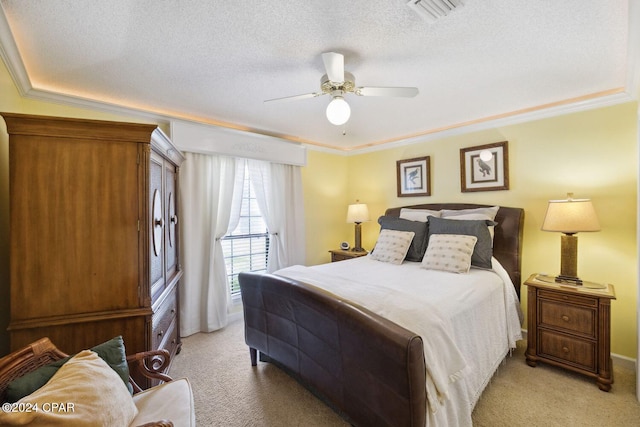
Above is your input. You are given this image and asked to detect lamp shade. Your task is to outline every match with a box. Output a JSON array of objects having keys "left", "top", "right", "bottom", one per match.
[
  {"left": 541, "top": 194, "right": 600, "bottom": 234},
  {"left": 346, "top": 203, "right": 370, "bottom": 224},
  {"left": 326, "top": 96, "right": 351, "bottom": 125}
]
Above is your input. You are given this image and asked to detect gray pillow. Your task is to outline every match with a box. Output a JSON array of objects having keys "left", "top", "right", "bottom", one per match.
[
  {"left": 377, "top": 216, "right": 428, "bottom": 262},
  {"left": 427, "top": 216, "right": 496, "bottom": 269}
]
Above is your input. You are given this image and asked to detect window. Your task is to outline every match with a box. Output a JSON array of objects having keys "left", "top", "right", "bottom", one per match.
[{"left": 221, "top": 169, "right": 269, "bottom": 299}]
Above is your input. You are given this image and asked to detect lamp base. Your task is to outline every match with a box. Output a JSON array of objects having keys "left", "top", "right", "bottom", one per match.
[
  {"left": 559, "top": 234, "right": 578, "bottom": 278},
  {"left": 352, "top": 222, "right": 365, "bottom": 252},
  {"left": 554, "top": 274, "right": 583, "bottom": 286}
]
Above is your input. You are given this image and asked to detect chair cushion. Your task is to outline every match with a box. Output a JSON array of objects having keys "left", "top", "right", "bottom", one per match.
[
  {"left": 130, "top": 377, "right": 195, "bottom": 427},
  {"left": 0, "top": 350, "right": 138, "bottom": 426}
]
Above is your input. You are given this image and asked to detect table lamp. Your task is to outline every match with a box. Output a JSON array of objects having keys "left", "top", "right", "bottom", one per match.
[
  {"left": 541, "top": 193, "right": 600, "bottom": 285},
  {"left": 346, "top": 200, "right": 370, "bottom": 252}
]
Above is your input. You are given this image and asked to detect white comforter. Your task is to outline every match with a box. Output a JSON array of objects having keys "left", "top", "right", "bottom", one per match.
[{"left": 276, "top": 256, "right": 522, "bottom": 427}]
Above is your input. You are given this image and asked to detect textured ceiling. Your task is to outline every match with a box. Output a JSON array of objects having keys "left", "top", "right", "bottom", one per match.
[{"left": 0, "top": 0, "right": 633, "bottom": 151}]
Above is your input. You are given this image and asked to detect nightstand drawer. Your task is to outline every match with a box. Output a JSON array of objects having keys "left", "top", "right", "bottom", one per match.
[
  {"left": 539, "top": 299, "right": 596, "bottom": 338},
  {"left": 329, "top": 249, "right": 368, "bottom": 262},
  {"left": 332, "top": 252, "right": 352, "bottom": 262},
  {"left": 538, "top": 329, "right": 596, "bottom": 372},
  {"left": 538, "top": 290, "right": 597, "bottom": 307}
]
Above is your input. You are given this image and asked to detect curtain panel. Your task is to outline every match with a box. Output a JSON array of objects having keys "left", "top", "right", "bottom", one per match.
[
  {"left": 179, "top": 153, "right": 238, "bottom": 336},
  {"left": 179, "top": 154, "right": 305, "bottom": 336},
  {"left": 248, "top": 160, "right": 306, "bottom": 272}
]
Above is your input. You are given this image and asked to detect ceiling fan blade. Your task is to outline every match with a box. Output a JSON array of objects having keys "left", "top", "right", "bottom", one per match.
[
  {"left": 355, "top": 86, "right": 419, "bottom": 97},
  {"left": 264, "top": 92, "right": 323, "bottom": 103},
  {"left": 322, "top": 52, "right": 344, "bottom": 83}
]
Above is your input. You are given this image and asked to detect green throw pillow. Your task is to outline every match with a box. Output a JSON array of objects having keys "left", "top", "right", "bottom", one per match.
[{"left": 5, "top": 336, "right": 133, "bottom": 402}]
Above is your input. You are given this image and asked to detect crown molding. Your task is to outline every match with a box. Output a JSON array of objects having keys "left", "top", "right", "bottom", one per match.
[
  {"left": 344, "top": 89, "right": 633, "bottom": 155},
  {"left": 0, "top": 4, "right": 31, "bottom": 96}
]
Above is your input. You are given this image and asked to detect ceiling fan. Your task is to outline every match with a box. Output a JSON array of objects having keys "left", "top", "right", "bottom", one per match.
[{"left": 264, "top": 52, "right": 419, "bottom": 126}]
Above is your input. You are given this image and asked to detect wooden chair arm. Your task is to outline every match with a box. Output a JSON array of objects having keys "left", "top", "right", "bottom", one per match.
[
  {"left": 126, "top": 349, "right": 173, "bottom": 393},
  {"left": 0, "top": 338, "right": 69, "bottom": 402},
  {"left": 135, "top": 421, "right": 173, "bottom": 427}
]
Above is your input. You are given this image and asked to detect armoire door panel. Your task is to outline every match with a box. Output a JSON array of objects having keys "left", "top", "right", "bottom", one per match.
[
  {"left": 165, "top": 162, "right": 178, "bottom": 282},
  {"left": 10, "top": 137, "right": 140, "bottom": 319},
  {"left": 149, "top": 152, "right": 164, "bottom": 301}
]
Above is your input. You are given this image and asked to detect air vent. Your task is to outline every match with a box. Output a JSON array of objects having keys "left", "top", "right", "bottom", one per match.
[{"left": 407, "top": 0, "right": 464, "bottom": 23}]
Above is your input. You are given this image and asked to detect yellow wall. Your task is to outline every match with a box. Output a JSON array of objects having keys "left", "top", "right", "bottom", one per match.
[
  {"left": 303, "top": 102, "right": 638, "bottom": 358},
  {"left": 301, "top": 150, "right": 350, "bottom": 265}
]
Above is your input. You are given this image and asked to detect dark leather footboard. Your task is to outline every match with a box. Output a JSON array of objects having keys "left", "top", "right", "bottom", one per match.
[{"left": 239, "top": 271, "right": 427, "bottom": 427}]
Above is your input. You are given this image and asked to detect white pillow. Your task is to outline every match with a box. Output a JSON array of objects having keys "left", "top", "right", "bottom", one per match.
[
  {"left": 399, "top": 208, "right": 441, "bottom": 222},
  {"left": 441, "top": 206, "right": 499, "bottom": 221},
  {"left": 370, "top": 229, "right": 415, "bottom": 264},
  {"left": 421, "top": 234, "right": 478, "bottom": 274},
  {"left": 0, "top": 350, "right": 138, "bottom": 426}
]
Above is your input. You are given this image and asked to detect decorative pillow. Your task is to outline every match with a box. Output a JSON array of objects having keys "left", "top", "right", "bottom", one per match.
[
  {"left": 442, "top": 213, "right": 497, "bottom": 242},
  {"left": 441, "top": 206, "right": 499, "bottom": 242},
  {"left": 441, "top": 206, "right": 499, "bottom": 220},
  {"left": 6, "top": 336, "right": 132, "bottom": 403},
  {"left": 427, "top": 216, "right": 496, "bottom": 269},
  {"left": 421, "top": 234, "right": 478, "bottom": 273},
  {"left": 399, "top": 208, "right": 441, "bottom": 222},
  {"left": 370, "top": 229, "right": 415, "bottom": 265},
  {"left": 0, "top": 350, "right": 138, "bottom": 426},
  {"left": 377, "top": 216, "right": 429, "bottom": 262}
]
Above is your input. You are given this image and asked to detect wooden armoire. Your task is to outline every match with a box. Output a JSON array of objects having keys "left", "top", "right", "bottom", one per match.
[{"left": 2, "top": 113, "right": 184, "bottom": 384}]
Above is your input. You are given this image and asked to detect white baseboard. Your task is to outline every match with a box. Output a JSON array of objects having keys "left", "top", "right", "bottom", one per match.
[
  {"left": 520, "top": 329, "right": 636, "bottom": 371},
  {"left": 612, "top": 353, "right": 637, "bottom": 371}
]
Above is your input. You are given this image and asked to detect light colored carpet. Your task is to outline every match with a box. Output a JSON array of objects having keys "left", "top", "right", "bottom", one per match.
[{"left": 170, "top": 319, "right": 640, "bottom": 426}]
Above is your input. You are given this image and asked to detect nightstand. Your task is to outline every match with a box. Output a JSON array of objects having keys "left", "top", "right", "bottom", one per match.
[
  {"left": 329, "top": 249, "right": 368, "bottom": 262},
  {"left": 524, "top": 273, "right": 616, "bottom": 391}
]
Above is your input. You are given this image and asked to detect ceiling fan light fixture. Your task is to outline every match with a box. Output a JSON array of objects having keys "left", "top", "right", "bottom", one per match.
[{"left": 326, "top": 96, "right": 351, "bottom": 125}]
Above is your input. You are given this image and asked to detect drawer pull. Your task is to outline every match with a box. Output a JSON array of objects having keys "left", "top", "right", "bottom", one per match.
[
  {"left": 562, "top": 346, "right": 570, "bottom": 353},
  {"left": 158, "top": 330, "right": 164, "bottom": 338},
  {"left": 561, "top": 315, "right": 570, "bottom": 322},
  {"left": 171, "top": 309, "right": 176, "bottom": 314}
]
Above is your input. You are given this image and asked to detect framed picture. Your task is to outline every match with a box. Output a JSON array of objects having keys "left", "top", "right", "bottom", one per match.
[
  {"left": 460, "top": 141, "right": 509, "bottom": 192},
  {"left": 397, "top": 156, "right": 431, "bottom": 197}
]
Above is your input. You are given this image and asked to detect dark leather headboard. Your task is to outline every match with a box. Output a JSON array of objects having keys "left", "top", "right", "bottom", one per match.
[{"left": 384, "top": 203, "right": 525, "bottom": 298}]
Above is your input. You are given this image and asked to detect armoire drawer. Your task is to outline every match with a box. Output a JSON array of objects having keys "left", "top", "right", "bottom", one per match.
[
  {"left": 152, "top": 290, "right": 177, "bottom": 349},
  {"left": 158, "top": 318, "right": 179, "bottom": 359},
  {"left": 538, "top": 329, "right": 597, "bottom": 372}
]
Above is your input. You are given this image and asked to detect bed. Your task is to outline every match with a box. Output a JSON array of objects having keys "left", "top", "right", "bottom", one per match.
[{"left": 239, "top": 203, "right": 524, "bottom": 426}]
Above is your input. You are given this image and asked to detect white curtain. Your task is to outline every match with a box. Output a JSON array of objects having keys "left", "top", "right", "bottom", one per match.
[
  {"left": 179, "top": 153, "right": 241, "bottom": 336},
  {"left": 247, "top": 159, "right": 306, "bottom": 272},
  {"left": 179, "top": 154, "right": 305, "bottom": 336}
]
